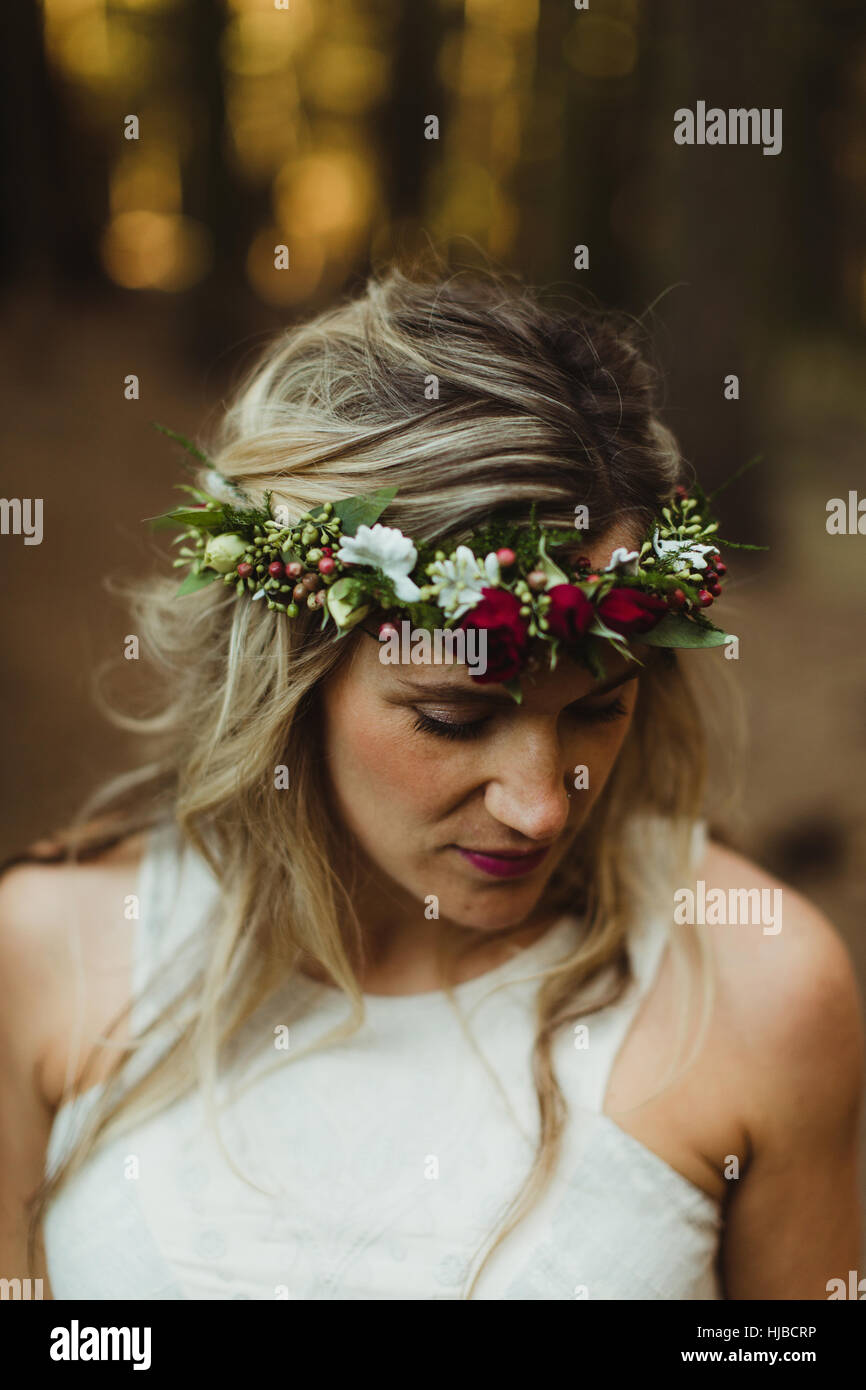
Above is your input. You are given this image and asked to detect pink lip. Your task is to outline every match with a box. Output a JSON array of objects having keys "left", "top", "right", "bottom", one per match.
[{"left": 454, "top": 846, "right": 551, "bottom": 879}]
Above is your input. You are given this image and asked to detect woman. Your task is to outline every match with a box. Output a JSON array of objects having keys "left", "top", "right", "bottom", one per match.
[{"left": 0, "top": 262, "right": 862, "bottom": 1301}]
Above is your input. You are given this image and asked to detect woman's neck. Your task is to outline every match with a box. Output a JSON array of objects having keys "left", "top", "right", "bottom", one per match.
[{"left": 299, "top": 870, "right": 561, "bottom": 996}]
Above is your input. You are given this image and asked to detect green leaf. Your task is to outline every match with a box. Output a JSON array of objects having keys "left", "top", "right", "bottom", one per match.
[
  {"left": 333, "top": 486, "right": 399, "bottom": 536},
  {"left": 503, "top": 676, "right": 523, "bottom": 704},
  {"left": 151, "top": 422, "right": 212, "bottom": 468},
  {"left": 639, "top": 613, "right": 733, "bottom": 647},
  {"left": 147, "top": 505, "right": 224, "bottom": 532},
  {"left": 706, "top": 453, "right": 763, "bottom": 503},
  {"left": 714, "top": 537, "right": 770, "bottom": 551},
  {"left": 175, "top": 483, "right": 222, "bottom": 506},
  {"left": 403, "top": 601, "right": 445, "bottom": 631},
  {"left": 536, "top": 533, "right": 569, "bottom": 588},
  {"left": 175, "top": 569, "right": 221, "bottom": 596},
  {"left": 588, "top": 615, "right": 633, "bottom": 657},
  {"left": 583, "top": 638, "right": 607, "bottom": 682}
]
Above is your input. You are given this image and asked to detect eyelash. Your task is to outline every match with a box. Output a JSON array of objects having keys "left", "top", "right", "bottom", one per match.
[{"left": 411, "top": 697, "right": 628, "bottom": 742}]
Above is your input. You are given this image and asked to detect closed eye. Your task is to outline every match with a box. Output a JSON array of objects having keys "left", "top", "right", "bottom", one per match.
[
  {"left": 411, "top": 711, "right": 489, "bottom": 741},
  {"left": 411, "top": 696, "right": 628, "bottom": 741},
  {"left": 567, "top": 695, "right": 628, "bottom": 725}
]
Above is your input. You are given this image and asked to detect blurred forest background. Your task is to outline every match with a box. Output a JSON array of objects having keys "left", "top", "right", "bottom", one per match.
[{"left": 0, "top": 0, "right": 864, "bottom": 991}]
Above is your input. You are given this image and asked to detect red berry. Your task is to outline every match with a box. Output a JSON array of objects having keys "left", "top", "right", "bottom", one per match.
[
  {"left": 585, "top": 573, "right": 600, "bottom": 582},
  {"left": 697, "top": 589, "right": 714, "bottom": 607},
  {"left": 668, "top": 588, "right": 687, "bottom": 610},
  {"left": 292, "top": 582, "right": 307, "bottom": 601},
  {"left": 268, "top": 560, "right": 284, "bottom": 579},
  {"left": 321, "top": 546, "right": 333, "bottom": 557},
  {"left": 237, "top": 562, "right": 253, "bottom": 579},
  {"left": 496, "top": 547, "right": 516, "bottom": 567},
  {"left": 704, "top": 569, "right": 718, "bottom": 583},
  {"left": 708, "top": 580, "right": 722, "bottom": 597},
  {"left": 675, "top": 484, "right": 689, "bottom": 499},
  {"left": 378, "top": 622, "right": 399, "bottom": 640},
  {"left": 574, "top": 555, "right": 591, "bottom": 569},
  {"left": 301, "top": 573, "right": 319, "bottom": 591},
  {"left": 318, "top": 557, "right": 335, "bottom": 574},
  {"left": 715, "top": 560, "right": 727, "bottom": 577},
  {"left": 286, "top": 561, "right": 303, "bottom": 579}
]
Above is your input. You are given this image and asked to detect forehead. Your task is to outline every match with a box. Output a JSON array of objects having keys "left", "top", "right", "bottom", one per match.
[{"left": 350, "top": 628, "right": 637, "bottom": 708}]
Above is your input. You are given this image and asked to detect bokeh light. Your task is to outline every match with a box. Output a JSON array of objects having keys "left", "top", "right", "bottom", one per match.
[
  {"left": 100, "top": 211, "right": 213, "bottom": 290},
  {"left": 564, "top": 15, "right": 638, "bottom": 80}
]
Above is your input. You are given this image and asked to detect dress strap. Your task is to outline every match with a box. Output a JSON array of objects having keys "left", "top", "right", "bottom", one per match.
[
  {"left": 46, "top": 821, "right": 192, "bottom": 1172},
  {"left": 569, "top": 816, "right": 708, "bottom": 1114},
  {"left": 121, "top": 818, "right": 225, "bottom": 1094},
  {"left": 131, "top": 820, "right": 185, "bottom": 1035}
]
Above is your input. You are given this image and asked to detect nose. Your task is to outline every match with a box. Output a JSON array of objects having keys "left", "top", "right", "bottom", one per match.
[{"left": 482, "top": 720, "right": 572, "bottom": 843}]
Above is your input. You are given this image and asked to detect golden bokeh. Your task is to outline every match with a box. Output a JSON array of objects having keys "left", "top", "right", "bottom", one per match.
[
  {"left": 226, "top": 78, "right": 301, "bottom": 183},
  {"left": 438, "top": 27, "right": 517, "bottom": 98},
  {"left": 109, "top": 145, "right": 182, "bottom": 215},
  {"left": 100, "top": 210, "right": 213, "bottom": 290},
  {"left": 273, "top": 150, "right": 376, "bottom": 241},
  {"left": 489, "top": 95, "right": 523, "bottom": 172},
  {"left": 464, "top": 0, "right": 540, "bottom": 37},
  {"left": 222, "top": 11, "right": 300, "bottom": 77},
  {"left": 303, "top": 43, "right": 390, "bottom": 115},
  {"left": 428, "top": 158, "right": 516, "bottom": 253},
  {"left": 245, "top": 224, "right": 326, "bottom": 305},
  {"left": 564, "top": 15, "right": 638, "bottom": 80},
  {"left": 43, "top": 3, "right": 153, "bottom": 85}
]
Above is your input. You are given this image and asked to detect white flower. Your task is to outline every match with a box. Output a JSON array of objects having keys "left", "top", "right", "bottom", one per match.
[
  {"left": 603, "top": 546, "right": 640, "bottom": 575},
  {"left": 651, "top": 528, "right": 719, "bottom": 573},
  {"left": 335, "top": 523, "right": 421, "bottom": 602},
  {"left": 425, "top": 546, "right": 501, "bottom": 620},
  {"left": 202, "top": 532, "right": 248, "bottom": 573}
]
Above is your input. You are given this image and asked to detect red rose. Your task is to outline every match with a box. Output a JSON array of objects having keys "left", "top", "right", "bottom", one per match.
[
  {"left": 597, "top": 586, "right": 667, "bottom": 635},
  {"left": 458, "top": 587, "right": 529, "bottom": 684},
  {"left": 545, "top": 584, "right": 595, "bottom": 642}
]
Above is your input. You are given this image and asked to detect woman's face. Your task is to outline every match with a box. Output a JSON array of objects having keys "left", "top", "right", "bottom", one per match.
[{"left": 321, "top": 534, "right": 643, "bottom": 935}]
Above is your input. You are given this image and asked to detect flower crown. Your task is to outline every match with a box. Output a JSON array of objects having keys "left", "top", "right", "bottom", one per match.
[{"left": 149, "top": 424, "right": 760, "bottom": 702}]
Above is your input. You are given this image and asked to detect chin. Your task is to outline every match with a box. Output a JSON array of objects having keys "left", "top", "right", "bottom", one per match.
[{"left": 433, "top": 881, "right": 547, "bottom": 933}]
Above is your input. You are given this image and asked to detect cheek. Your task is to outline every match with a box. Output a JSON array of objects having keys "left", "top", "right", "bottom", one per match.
[
  {"left": 575, "top": 710, "right": 636, "bottom": 809},
  {"left": 323, "top": 689, "right": 457, "bottom": 829}
]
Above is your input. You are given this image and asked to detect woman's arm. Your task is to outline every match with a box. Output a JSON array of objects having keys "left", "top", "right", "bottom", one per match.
[
  {"left": 717, "top": 870, "right": 864, "bottom": 1299},
  {"left": 0, "top": 841, "right": 142, "bottom": 1295},
  {"left": 0, "top": 864, "right": 73, "bottom": 1293}
]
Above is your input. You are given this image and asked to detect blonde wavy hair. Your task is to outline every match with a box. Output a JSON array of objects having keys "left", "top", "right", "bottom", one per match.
[{"left": 24, "top": 256, "right": 731, "bottom": 1298}]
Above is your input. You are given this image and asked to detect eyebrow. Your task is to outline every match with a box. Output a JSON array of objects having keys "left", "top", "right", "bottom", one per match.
[{"left": 388, "top": 667, "right": 642, "bottom": 705}]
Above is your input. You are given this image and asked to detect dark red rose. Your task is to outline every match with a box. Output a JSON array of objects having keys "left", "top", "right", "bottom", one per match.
[
  {"left": 458, "top": 587, "right": 529, "bottom": 684},
  {"left": 597, "top": 586, "right": 667, "bottom": 635},
  {"left": 545, "top": 584, "right": 595, "bottom": 642}
]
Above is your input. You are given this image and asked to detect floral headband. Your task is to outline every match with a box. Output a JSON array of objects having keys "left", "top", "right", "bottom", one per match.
[{"left": 149, "top": 424, "right": 760, "bottom": 701}]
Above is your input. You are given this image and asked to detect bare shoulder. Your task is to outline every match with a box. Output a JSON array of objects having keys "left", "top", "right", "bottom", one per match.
[
  {"left": 697, "top": 839, "right": 864, "bottom": 1128},
  {"left": 0, "top": 832, "right": 149, "bottom": 1106}
]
